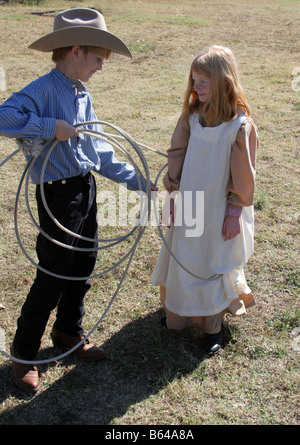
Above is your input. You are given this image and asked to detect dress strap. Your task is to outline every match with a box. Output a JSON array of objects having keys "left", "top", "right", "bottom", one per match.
[{"left": 228, "top": 113, "right": 249, "bottom": 145}]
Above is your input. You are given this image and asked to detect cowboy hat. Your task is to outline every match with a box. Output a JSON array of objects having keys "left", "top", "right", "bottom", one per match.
[{"left": 28, "top": 8, "right": 132, "bottom": 58}]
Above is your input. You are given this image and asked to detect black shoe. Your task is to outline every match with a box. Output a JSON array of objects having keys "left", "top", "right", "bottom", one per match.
[
  {"left": 204, "top": 332, "right": 222, "bottom": 354},
  {"left": 160, "top": 316, "right": 167, "bottom": 327}
]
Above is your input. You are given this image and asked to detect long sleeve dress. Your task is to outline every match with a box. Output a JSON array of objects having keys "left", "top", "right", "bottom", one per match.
[{"left": 151, "top": 111, "right": 259, "bottom": 333}]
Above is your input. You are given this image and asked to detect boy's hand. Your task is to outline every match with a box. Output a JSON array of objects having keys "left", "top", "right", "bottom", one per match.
[
  {"left": 222, "top": 215, "right": 241, "bottom": 241},
  {"left": 55, "top": 119, "right": 78, "bottom": 141}
]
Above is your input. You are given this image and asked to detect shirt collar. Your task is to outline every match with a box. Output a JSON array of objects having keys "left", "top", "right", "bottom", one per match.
[{"left": 51, "top": 68, "right": 87, "bottom": 94}]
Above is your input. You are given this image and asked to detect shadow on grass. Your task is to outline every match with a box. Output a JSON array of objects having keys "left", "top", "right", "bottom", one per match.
[{"left": 0, "top": 310, "right": 231, "bottom": 425}]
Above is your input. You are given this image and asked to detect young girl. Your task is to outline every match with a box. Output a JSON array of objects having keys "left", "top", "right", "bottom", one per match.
[{"left": 151, "top": 45, "right": 258, "bottom": 353}]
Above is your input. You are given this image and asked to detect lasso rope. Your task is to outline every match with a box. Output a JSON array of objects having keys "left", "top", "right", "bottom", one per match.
[
  {"left": 0, "top": 121, "right": 154, "bottom": 365},
  {"left": 0, "top": 120, "right": 220, "bottom": 366}
]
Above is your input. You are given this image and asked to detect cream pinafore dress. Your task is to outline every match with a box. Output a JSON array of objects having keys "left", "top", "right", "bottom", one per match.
[{"left": 151, "top": 112, "right": 254, "bottom": 328}]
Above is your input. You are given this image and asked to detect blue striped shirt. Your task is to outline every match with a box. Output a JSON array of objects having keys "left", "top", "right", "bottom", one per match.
[{"left": 0, "top": 68, "right": 143, "bottom": 189}]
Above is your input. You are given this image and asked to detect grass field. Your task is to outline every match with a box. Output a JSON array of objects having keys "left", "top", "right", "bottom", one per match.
[{"left": 0, "top": 0, "right": 299, "bottom": 425}]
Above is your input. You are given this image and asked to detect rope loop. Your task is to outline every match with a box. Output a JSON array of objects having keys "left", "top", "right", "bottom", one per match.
[
  {"left": 0, "top": 120, "right": 220, "bottom": 366},
  {"left": 0, "top": 121, "right": 153, "bottom": 365}
]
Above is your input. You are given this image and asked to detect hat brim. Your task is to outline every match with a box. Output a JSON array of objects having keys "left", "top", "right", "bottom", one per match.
[{"left": 28, "top": 27, "right": 132, "bottom": 58}]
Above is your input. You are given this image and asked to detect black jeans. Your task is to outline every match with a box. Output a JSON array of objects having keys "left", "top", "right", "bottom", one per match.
[{"left": 13, "top": 173, "right": 98, "bottom": 359}]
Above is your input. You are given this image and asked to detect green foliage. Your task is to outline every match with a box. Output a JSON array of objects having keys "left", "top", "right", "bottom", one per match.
[{"left": 267, "top": 308, "right": 300, "bottom": 332}]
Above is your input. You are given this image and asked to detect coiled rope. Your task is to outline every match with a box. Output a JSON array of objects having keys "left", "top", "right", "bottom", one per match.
[
  {"left": 0, "top": 120, "right": 220, "bottom": 366},
  {"left": 0, "top": 121, "right": 165, "bottom": 365}
]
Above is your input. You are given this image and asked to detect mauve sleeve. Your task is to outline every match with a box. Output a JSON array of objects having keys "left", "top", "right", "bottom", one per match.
[
  {"left": 163, "top": 114, "right": 190, "bottom": 192},
  {"left": 227, "top": 119, "right": 258, "bottom": 207}
]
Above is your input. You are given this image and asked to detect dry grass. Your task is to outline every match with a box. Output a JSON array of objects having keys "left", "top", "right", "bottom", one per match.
[{"left": 0, "top": 0, "right": 299, "bottom": 425}]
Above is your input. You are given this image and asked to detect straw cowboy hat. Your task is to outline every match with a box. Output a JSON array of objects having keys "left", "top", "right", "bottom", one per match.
[{"left": 29, "top": 8, "right": 132, "bottom": 58}]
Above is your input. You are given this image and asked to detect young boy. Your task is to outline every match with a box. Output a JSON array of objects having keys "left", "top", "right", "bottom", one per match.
[{"left": 0, "top": 8, "right": 153, "bottom": 392}]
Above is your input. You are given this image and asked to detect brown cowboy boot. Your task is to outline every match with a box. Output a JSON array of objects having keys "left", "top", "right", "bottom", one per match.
[
  {"left": 50, "top": 326, "right": 105, "bottom": 361},
  {"left": 10, "top": 345, "right": 39, "bottom": 393}
]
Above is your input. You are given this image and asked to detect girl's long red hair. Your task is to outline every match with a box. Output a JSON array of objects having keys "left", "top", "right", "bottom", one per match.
[{"left": 182, "top": 45, "right": 251, "bottom": 124}]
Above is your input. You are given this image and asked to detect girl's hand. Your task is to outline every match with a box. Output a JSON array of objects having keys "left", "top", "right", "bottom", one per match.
[
  {"left": 55, "top": 120, "right": 78, "bottom": 141},
  {"left": 222, "top": 215, "right": 241, "bottom": 241}
]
